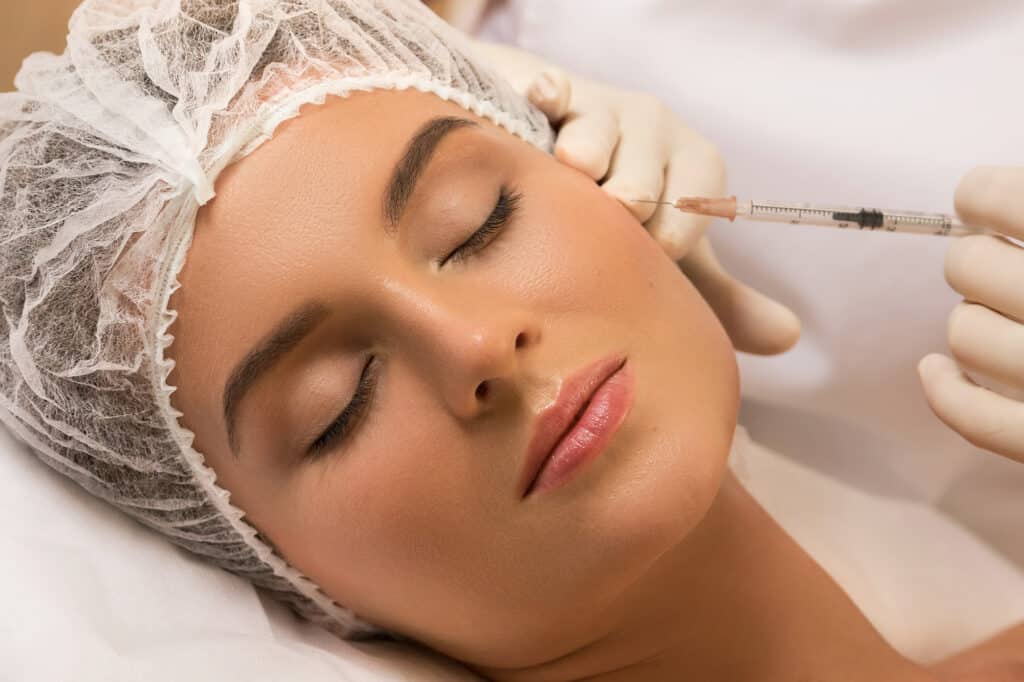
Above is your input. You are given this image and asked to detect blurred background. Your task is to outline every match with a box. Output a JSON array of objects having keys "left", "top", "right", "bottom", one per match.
[{"left": 1, "top": 1, "right": 81, "bottom": 90}]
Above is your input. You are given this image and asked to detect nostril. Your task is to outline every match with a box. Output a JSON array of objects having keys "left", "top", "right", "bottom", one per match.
[
  {"left": 475, "top": 381, "right": 489, "bottom": 400},
  {"left": 514, "top": 332, "right": 527, "bottom": 349}
]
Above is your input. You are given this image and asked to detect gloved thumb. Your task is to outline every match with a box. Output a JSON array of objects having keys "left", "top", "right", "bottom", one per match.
[
  {"left": 526, "top": 68, "right": 572, "bottom": 124},
  {"left": 679, "top": 238, "right": 801, "bottom": 355}
]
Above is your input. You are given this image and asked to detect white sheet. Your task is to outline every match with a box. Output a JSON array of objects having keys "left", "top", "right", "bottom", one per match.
[
  {"left": 479, "top": 0, "right": 1024, "bottom": 567},
  {"left": 0, "top": 426, "right": 478, "bottom": 682},
  {"left": 4, "top": 423, "right": 1022, "bottom": 679}
]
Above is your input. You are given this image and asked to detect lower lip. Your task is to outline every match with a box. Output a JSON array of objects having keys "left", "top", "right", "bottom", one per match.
[{"left": 528, "top": 360, "right": 635, "bottom": 497}]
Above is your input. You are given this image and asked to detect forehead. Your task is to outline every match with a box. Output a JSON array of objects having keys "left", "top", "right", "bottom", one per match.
[
  {"left": 188, "top": 90, "right": 467, "bottom": 279},
  {"left": 202, "top": 88, "right": 513, "bottom": 241},
  {"left": 212, "top": 89, "right": 461, "bottom": 217}
]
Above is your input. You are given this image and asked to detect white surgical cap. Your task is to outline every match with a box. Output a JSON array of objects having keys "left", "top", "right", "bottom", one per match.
[{"left": 0, "top": 0, "right": 553, "bottom": 638}]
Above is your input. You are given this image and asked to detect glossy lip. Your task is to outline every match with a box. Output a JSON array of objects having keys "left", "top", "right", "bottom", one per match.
[{"left": 519, "top": 353, "right": 630, "bottom": 499}]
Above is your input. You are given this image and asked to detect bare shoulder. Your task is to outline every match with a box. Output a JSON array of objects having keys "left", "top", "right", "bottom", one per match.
[{"left": 930, "top": 623, "right": 1024, "bottom": 682}]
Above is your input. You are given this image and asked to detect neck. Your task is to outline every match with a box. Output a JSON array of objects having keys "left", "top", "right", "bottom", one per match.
[{"left": 482, "top": 472, "right": 937, "bottom": 682}]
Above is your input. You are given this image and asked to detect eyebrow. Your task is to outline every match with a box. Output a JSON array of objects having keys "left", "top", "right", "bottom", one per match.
[
  {"left": 383, "top": 115, "right": 478, "bottom": 228},
  {"left": 223, "top": 300, "right": 329, "bottom": 456}
]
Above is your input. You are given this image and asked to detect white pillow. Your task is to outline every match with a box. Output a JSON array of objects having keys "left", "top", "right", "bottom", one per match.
[{"left": 0, "top": 425, "right": 480, "bottom": 682}]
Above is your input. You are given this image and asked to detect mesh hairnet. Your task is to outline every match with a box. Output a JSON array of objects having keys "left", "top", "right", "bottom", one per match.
[{"left": 0, "top": 0, "right": 553, "bottom": 639}]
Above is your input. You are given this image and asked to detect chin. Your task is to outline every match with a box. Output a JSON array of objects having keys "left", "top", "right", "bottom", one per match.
[{"left": 568, "top": 403, "right": 736, "bottom": 599}]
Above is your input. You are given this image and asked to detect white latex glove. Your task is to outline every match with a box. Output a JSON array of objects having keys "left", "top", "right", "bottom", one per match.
[
  {"left": 918, "top": 166, "right": 1024, "bottom": 463},
  {"left": 471, "top": 41, "right": 800, "bottom": 355}
]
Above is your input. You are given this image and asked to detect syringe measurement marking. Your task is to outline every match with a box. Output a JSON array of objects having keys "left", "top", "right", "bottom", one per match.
[
  {"left": 888, "top": 212, "right": 953, "bottom": 236},
  {"left": 752, "top": 203, "right": 954, "bottom": 233},
  {"left": 751, "top": 202, "right": 838, "bottom": 226}
]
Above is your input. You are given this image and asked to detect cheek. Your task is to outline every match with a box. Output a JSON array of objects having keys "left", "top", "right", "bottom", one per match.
[
  {"left": 530, "top": 165, "right": 702, "bottom": 331},
  {"left": 522, "top": 172, "right": 658, "bottom": 308},
  {"left": 523, "top": 156, "right": 738, "bottom": 447},
  {"left": 280, "top": 378, "right": 500, "bottom": 628},
  {"left": 532, "top": 160, "right": 740, "bottom": 546}
]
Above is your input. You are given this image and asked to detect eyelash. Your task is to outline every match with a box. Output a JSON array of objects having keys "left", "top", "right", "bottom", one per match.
[
  {"left": 441, "top": 185, "right": 522, "bottom": 267},
  {"left": 308, "top": 356, "right": 379, "bottom": 459},
  {"left": 306, "top": 187, "right": 522, "bottom": 459}
]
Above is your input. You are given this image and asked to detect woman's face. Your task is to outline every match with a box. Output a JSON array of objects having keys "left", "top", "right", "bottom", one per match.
[{"left": 167, "top": 88, "right": 739, "bottom": 668}]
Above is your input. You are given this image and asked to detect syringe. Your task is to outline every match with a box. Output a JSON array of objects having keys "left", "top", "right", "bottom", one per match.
[{"left": 640, "top": 196, "right": 985, "bottom": 237}]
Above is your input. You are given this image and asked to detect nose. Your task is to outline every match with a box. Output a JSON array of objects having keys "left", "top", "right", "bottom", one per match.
[
  {"left": 434, "top": 313, "right": 540, "bottom": 420},
  {"left": 458, "top": 325, "right": 536, "bottom": 415},
  {"left": 388, "top": 283, "right": 540, "bottom": 419}
]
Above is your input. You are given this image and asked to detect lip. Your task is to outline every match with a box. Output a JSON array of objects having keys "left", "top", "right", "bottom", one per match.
[{"left": 519, "top": 354, "right": 633, "bottom": 498}]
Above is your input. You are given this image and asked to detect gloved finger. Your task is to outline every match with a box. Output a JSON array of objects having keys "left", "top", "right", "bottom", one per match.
[
  {"left": 526, "top": 68, "right": 573, "bottom": 125},
  {"left": 948, "top": 302, "right": 1024, "bottom": 389},
  {"left": 553, "top": 105, "right": 620, "bottom": 181},
  {"left": 600, "top": 124, "right": 669, "bottom": 223},
  {"left": 918, "top": 353, "right": 1024, "bottom": 463},
  {"left": 945, "top": 234, "right": 1024, "bottom": 322},
  {"left": 645, "top": 144, "right": 726, "bottom": 260},
  {"left": 679, "top": 238, "right": 801, "bottom": 356},
  {"left": 954, "top": 166, "right": 1024, "bottom": 238}
]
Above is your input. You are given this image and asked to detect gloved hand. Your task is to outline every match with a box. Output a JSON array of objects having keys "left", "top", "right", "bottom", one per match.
[
  {"left": 472, "top": 40, "right": 800, "bottom": 355},
  {"left": 918, "top": 166, "right": 1024, "bottom": 463}
]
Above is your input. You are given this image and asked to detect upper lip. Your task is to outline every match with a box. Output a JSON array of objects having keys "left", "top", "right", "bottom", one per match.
[{"left": 519, "top": 353, "right": 628, "bottom": 498}]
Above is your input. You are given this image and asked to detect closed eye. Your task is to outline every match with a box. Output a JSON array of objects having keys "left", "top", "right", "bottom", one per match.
[
  {"left": 441, "top": 186, "right": 522, "bottom": 267},
  {"left": 307, "top": 355, "right": 379, "bottom": 460}
]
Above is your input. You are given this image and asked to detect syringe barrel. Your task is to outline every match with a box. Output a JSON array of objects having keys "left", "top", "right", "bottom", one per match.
[{"left": 743, "top": 200, "right": 965, "bottom": 236}]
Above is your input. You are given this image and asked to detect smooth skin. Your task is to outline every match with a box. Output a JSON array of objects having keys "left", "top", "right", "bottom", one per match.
[{"left": 165, "top": 87, "right": 981, "bottom": 681}]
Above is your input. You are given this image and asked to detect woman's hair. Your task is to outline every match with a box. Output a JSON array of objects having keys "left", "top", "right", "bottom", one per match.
[{"left": 0, "top": 0, "right": 552, "bottom": 638}]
